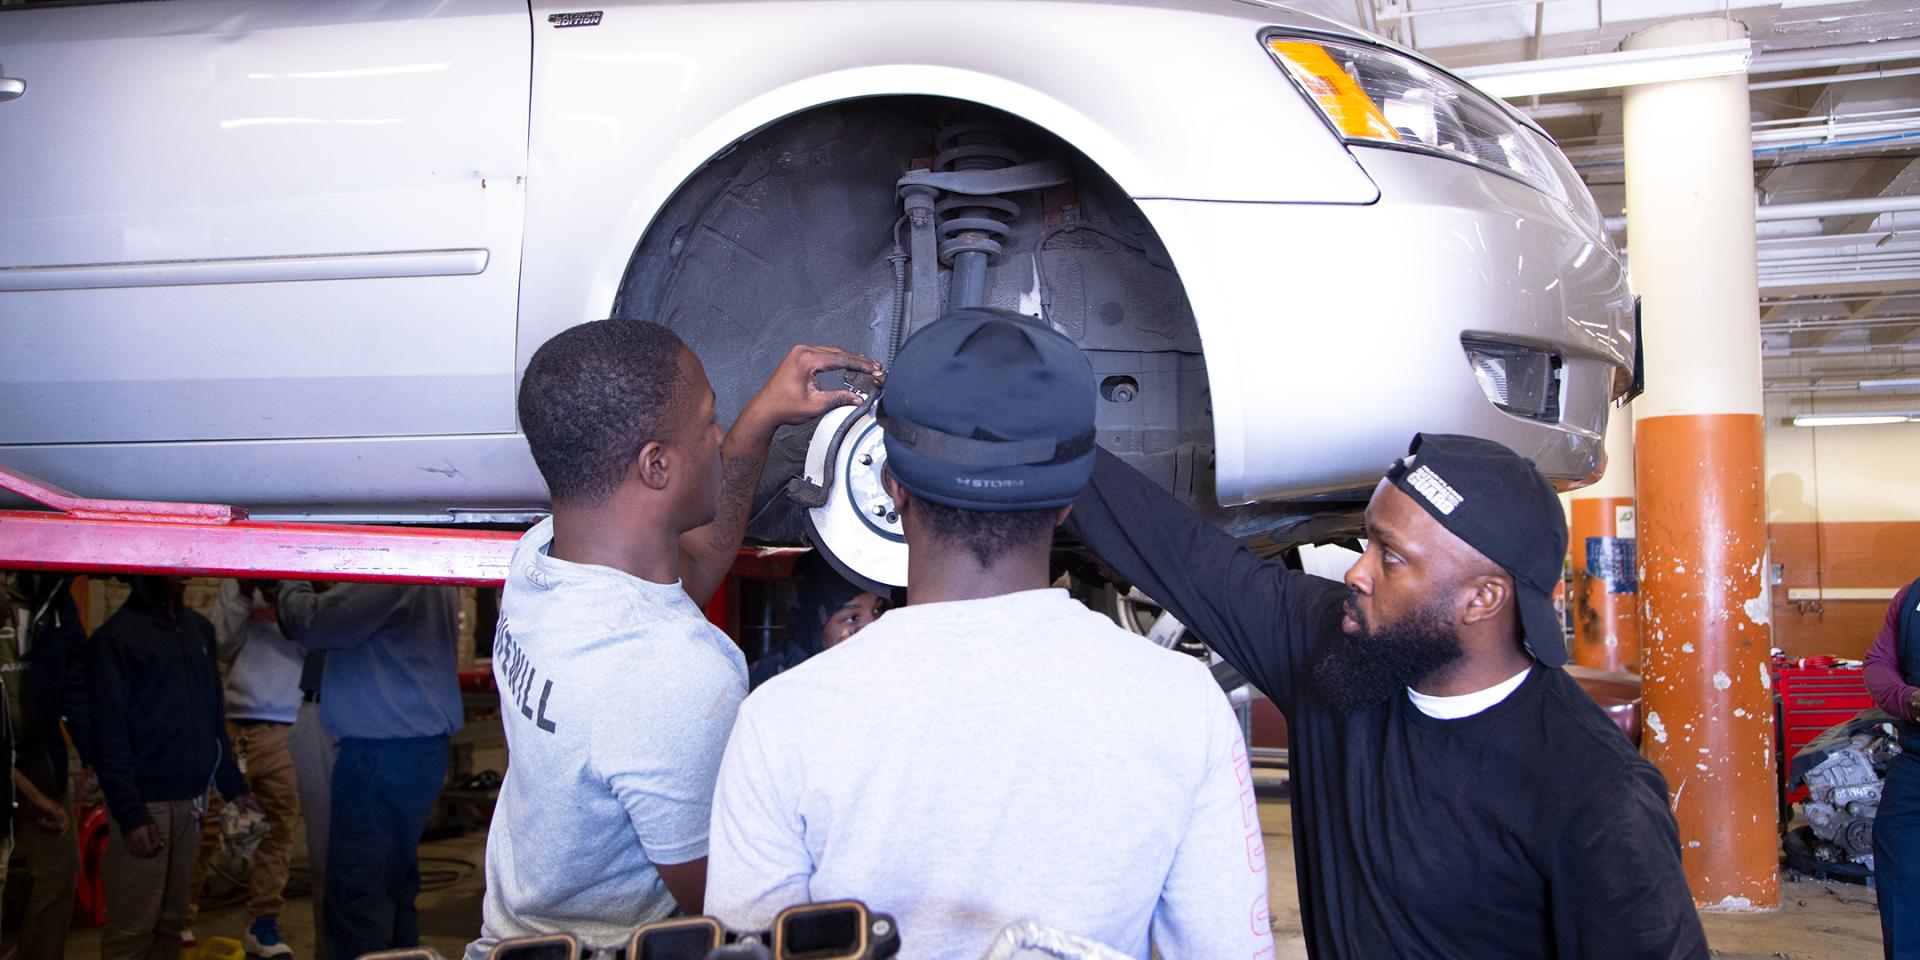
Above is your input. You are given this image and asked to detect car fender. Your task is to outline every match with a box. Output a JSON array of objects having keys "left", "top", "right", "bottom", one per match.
[{"left": 516, "top": 0, "right": 1381, "bottom": 370}]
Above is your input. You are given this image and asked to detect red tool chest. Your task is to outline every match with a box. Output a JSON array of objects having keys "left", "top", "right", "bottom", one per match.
[{"left": 1777, "top": 663, "right": 1876, "bottom": 801}]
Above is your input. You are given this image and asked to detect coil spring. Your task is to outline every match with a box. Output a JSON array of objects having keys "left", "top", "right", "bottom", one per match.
[{"left": 933, "top": 120, "right": 1022, "bottom": 264}]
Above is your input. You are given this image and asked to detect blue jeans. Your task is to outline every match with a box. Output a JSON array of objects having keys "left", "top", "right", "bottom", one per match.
[
  {"left": 325, "top": 735, "right": 448, "bottom": 960},
  {"left": 1878, "top": 750, "right": 1920, "bottom": 959}
]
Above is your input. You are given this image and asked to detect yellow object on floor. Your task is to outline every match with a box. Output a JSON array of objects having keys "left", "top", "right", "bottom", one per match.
[{"left": 192, "top": 936, "right": 245, "bottom": 960}]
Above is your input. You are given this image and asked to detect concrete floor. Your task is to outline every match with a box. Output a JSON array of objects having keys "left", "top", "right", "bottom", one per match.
[{"left": 65, "top": 794, "right": 1886, "bottom": 959}]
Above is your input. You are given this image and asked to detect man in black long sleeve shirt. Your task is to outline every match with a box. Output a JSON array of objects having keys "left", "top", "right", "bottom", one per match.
[
  {"left": 88, "top": 576, "right": 257, "bottom": 960},
  {"left": 1, "top": 573, "right": 93, "bottom": 960},
  {"left": 1068, "top": 435, "right": 1707, "bottom": 959}
]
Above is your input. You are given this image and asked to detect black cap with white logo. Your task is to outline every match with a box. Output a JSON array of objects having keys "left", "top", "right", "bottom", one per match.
[{"left": 1385, "top": 433, "right": 1568, "bottom": 667}]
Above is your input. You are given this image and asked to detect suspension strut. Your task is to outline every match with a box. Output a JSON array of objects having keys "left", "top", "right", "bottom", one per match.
[
  {"left": 931, "top": 120, "right": 1023, "bottom": 310},
  {"left": 892, "top": 119, "right": 1070, "bottom": 354}
]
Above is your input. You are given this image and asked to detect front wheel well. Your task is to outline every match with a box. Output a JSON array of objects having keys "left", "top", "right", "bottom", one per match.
[{"left": 610, "top": 96, "right": 1330, "bottom": 547}]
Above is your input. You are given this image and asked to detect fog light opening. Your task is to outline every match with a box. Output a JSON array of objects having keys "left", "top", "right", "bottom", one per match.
[{"left": 1462, "top": 339, "right": 1563, "bottom": 422}]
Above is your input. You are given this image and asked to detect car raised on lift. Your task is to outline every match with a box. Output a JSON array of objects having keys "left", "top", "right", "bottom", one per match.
[{"left": 0, "top": 0, "right": 1633, "bottom": 579}]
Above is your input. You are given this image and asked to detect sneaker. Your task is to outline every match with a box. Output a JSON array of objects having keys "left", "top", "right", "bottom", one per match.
[{"left": 244, "top": 916, "right": 295, "bottom": 960}]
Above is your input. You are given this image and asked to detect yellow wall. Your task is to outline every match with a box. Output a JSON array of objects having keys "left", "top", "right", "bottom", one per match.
[
  {"left": 1763, "top": 396, "right": 1920, "bottom": 657},
  {"left": 1765, "top": 415, "right": 1920, "bottom": 524}
]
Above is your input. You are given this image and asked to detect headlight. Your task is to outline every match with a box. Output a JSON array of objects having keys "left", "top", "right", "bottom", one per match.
[{"left": 1266, "top": 35, "right": 1570, "bottom": 205}]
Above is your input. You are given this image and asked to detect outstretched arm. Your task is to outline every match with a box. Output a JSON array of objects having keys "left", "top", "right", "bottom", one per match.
[
  {"left": 680, "top": 344, "right": 881, "bottom": 605},
  {"left": 276, "top": 581, "right": 401, "bottom": 651},
  {"left": 1067, "top": 448, "right": 1342, "bottom": 708}
]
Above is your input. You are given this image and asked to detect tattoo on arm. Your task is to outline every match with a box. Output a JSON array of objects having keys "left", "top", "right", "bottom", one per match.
[{"left": 707, "top": 449, "right": 768, "bottom": 555}]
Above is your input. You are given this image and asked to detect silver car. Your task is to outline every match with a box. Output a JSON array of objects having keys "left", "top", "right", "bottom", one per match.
[{"left": 0, "top": 0, "right": 1633, "bottom": 562}]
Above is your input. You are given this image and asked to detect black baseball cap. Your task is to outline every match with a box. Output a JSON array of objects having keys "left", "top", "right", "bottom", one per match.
[
  {"left": 879, "top": 308, "right": 1096, "bottom": 510},
  {"left": 1385, "top": 433, "right": 1568, "bottom": 667}
]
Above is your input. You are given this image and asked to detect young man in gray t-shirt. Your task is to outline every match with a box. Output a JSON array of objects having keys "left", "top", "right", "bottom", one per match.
[
  {"left": 707, "top": 309, "right": 1273, "bottom": 958},
  {"left": 466, "top": 321, "right": 877, "bottom": 958}
]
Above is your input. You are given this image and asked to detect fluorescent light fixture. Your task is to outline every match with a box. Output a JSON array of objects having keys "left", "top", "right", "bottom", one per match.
[
  {"left": 1859, "top": 377, "right": 1920, "bottom": 393},
  {"left": 1790, "top": 413, "right": 1915, "bottom": 427},
  {"left": 1456, "top": 39, "right": 1753, "bottom": 99}
]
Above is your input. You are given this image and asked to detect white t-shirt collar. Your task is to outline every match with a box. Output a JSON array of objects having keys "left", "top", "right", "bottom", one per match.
[{"left": 1407, "top": 665, "right": 1533, "bottom": 719}]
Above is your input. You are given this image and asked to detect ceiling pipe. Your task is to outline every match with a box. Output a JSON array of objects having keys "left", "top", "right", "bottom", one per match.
[
  {"left": 1456, "top": 39, "right": 1751, "bottom": 98},
  {"left": 1605, "top": 194, "right": 1920, "bottom": 232},
  {"left": 1568, "top": 111, "right": 1920, "bottom": 171},
  {"left": 1765, "top": 346, "right": 1920, "bottom": 360},
  {"left": 1862, "top": 377, "right": 1920, "bottom": 392},
  {"left": 1751, "top": 116, "right": 1920, "bottom": 146},
  {"left": 1519, "top": 63, "right": 1920, "bottom": 116},
  {"left": 1756, "top": 195, "right": 1920, "bottom": 222},
  {"left": 1762, "top": 382, "right": 1920, "bottom": 395},
  {"left": 1761, "top": 293, "right": 1920, "bottom": 307},
  {"left": 1748, "top": 64, "right": 1920, "bottom": 92},
  {"left": 1762, "top": 315, "right": 1920, "bottom": 333},
  {"left": 1470, "top": 36, "right": 1920, "bottom": 102},
  {"left": 1763, "top": 318, "right": 1920, "bottom": 333}
]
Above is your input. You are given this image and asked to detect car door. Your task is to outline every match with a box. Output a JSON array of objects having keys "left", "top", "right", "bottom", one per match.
[{"left": 0, "top": 0, "right": 530, "bottom": 445}]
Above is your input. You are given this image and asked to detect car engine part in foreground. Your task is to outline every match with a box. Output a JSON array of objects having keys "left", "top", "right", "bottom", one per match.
[
  {"left": 1785, "top": 712, "right": 1903, "bottom": 880},
  {"left": 1800, "top": 725, "right": 1897, "bottom": 866},
  {"left": 623, "top": 900, "right": 899, "bottom": 960}
]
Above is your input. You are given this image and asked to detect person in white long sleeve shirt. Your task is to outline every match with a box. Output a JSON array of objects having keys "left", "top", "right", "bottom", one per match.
[{"left": 210, "top": 580, "right": 304, "bottom": 959}]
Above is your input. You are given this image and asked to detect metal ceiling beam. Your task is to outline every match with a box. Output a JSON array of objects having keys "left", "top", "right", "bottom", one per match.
[
  {"left": 1828, "top": 159, "right": 1920, "bottom": 236},
  {"left": 1473, "top": 36, "right": 1920, "bottom": 102},
  {"left": 1749, "top": 37, "right": 1920, "bottom": 75},
  {"left": 1456, "top": 38, "right": 1752, "bottom": 98},
  {"left": 1517, "top": 64, "right": 1920, "bottom": 118}
]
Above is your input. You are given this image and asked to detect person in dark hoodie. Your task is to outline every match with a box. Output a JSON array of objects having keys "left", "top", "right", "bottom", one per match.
[
  {"left": 0, "top": 572, "right": 93, "bottom": 960},
  {"left": 87, "top": 576, "right": 259, "bottom": 960}
]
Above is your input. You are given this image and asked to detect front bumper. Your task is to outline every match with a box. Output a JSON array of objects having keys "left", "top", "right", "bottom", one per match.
[{"left": 1140, "top": 147, "right": 1634, "bottom": 505}]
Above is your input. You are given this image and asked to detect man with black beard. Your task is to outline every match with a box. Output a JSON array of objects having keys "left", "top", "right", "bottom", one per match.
[{"left": 1068, "top": 433, "right": 1707, "bottom": 959}]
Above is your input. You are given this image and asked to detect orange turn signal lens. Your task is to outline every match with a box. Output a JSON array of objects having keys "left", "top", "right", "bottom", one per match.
[{"left": 1267, "top": 39, "right": 1401, "bottom": 143}]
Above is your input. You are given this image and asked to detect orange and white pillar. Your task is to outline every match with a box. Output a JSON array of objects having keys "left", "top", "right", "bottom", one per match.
[
  {"left": 1622, "top": 18, "right": 1778, "bottom": 910},
  {"left": 1568, "top": 405, "right": 1639, "bottom": 674}
]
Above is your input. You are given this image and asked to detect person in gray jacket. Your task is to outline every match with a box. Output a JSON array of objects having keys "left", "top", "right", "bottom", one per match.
[{"left": 276, "top": 581, "right": 461, "bottom": 960}]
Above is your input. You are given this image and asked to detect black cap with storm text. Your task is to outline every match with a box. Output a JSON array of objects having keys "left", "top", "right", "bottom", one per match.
[
  {"left": 1385, "top": 433, "right": 1568, "bottom": 667},
  {"left": 879, "top": 308, "right": 1096, "bottom": 511}
]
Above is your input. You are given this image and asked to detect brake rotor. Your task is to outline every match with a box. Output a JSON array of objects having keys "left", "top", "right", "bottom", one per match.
[{"left": 801, "top": 405, "right": 907, "bottom": 593}]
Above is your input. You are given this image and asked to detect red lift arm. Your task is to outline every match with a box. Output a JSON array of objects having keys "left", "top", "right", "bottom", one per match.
[
  {"left": 0, "top": 465, "right": 807, "bottom": 595},
  {"left": 0, "top": 465, "right": 521, "bottom": 585}
]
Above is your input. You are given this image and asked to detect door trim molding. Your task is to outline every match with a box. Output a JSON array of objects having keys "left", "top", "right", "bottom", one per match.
[{"left": 0, "top": 248, "right": 489, "bottom": 291}]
